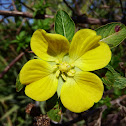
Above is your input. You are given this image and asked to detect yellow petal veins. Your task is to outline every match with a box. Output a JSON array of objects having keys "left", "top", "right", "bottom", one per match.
[
  {"left": 60, "top": 71, "right": 103, "bottom": 113},
  {"left": 31, "top": 29, "right": 70, "bottom": 61}
]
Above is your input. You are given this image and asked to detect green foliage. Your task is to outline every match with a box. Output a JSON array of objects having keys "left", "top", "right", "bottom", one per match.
[
  {"left": 55, "top": 10, "right": 75, "bottom": 41},
  {"left": 46, "top": 94, "right": 63, "bottom": 122},
  {"left": 32, "top": 18, "right": 52, "bottom": 30},
  {"left": 113, "top": 88, "right": 122, "bottom": 97},
  {"left": 16, "top": 74, "right": 24, "bottom": 92},
  {"left": 96, "top": 96, "right": 111, "bottom": 108},
  {"left": 33, "top": 0, "right": 50, "bottom": 18},
  {"left": 11, "top": 31, "right": 31, "bottom": 52},
  {"left": 102, "top": 65, "right": 126, "bottom": 89},
  {"left": 47, "top": 102, "right": 62, "bottom": 122},
  {"left": 110, "top": 44, "right": 123, "bottom": 69},
  {"left": 96, "top": 22, "right": 126, "bottom": 48}
]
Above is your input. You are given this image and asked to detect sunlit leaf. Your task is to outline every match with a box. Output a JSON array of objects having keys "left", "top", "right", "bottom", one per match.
[
  {"left": 96, "top": 22, "right": 126, "bottom": 48},
  {"left": 55, "top": 10, "right": 75, "bottom": 41}
]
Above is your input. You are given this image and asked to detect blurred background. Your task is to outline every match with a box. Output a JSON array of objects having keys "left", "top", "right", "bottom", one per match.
[{"left": 0, "top": 0, "right": 126, "bottom": 126}]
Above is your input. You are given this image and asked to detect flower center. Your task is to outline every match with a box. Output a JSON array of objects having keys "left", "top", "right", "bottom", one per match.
[
  {"left": 53, "top": 62, "right": 76, "bottom": 81},
  {"left": 59, "top": 62, "right": 71, "bottom": 72}
]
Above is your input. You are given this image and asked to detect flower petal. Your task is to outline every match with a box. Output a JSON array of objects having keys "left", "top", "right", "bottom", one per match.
[
  {"left": 20, "top": 59, "right": 53, "bottom": 85},
  {"left": 31, "top": 29, "right": 70, "bottom": 61},
  {"left": 74, "top": 42, "right": 111, "bottom": 71},
  {"left": 69, "top": 29, "right": 101, "bottom": 62},
  {"left": 60, "top": 71, "right": 103, "bottom": 113},
  {"left": 25, "top": 74, "right": 58, "bottom": 101}
]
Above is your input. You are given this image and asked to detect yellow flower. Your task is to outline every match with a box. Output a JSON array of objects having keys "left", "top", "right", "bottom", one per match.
[{"left": 19, "top": 29, "right": 111, "bottom": 113}]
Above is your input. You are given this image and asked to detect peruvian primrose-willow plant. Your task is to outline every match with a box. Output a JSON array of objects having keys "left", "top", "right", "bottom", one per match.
[{"left": 19, "top": 29, "right": 111, "bottom": 113}]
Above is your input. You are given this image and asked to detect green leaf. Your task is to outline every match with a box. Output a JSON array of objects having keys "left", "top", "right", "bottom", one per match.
[
  {"left": 16, "top": 74, "right": 24, "bottom": 92},
  {"left": 96, "top": 22, "right": 126, "bottom": 48},
  {"left": 46, "top": 94, "right": 62, "bottom": 122},
  {"left": 55, "top": 10, "right": 75, "bottom": 41},
  {"left": 99, "top": 96, "right": 111, "bottom": 107},
  {"left": 102, "top": 65, "right": 126, "bottom": 89},
  {"left": 47, "top": 102, "right": 62, "bottom": 122}
]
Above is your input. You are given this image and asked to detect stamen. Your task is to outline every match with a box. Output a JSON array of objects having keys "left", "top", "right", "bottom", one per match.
[
  {"left": 71, "top": 69, "right": 76, "bottom": 74},
  {"left": 61, "top": 73, "right": 67, "bottom": 81},
  {"left": 59, "top": 62, "right": 71, "bottom": 72},
  {"left": 54, "top": 60, "right": 75, "bottom": 80},
  {"left": 56, "top": 70, "right": 60, "bottom": 77},
  {"left": 67, "top": 69, "right": 76, "bottom": 77},
  {"left": 53, "top": 65, "right": 58, "bottom": 69},
  {"left": 71, "top": 63, "right": 75, "bottom": 68}
]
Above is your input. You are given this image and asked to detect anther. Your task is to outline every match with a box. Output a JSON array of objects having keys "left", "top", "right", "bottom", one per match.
[
  {"left": 53, "top": 65, "right": 58, "bottom": 69},
  {"left": 61, "top": 73, "right": 67, "bottom": 81},
  {"left": 67, "top": 69, "right": 76, "bottom": 77},
  {"left": 59, "top": 62, "right": 71, "bottom": 72},
  {"left": 56, "top": 70, "right": 60, "bottom": 78},
  {"left": 71, "top": 64, "right": 75, "bottom": 68}
]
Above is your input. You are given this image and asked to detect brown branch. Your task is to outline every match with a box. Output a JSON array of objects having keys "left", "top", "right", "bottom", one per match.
[
  {"left": 72, "top": 14, "right": 117, "bottom": 25},
  {"left": 0, "top": 49, "right": 34, "bottom": 79},
  {"left": 73, "top": 0, "right": 81, "bottom": 15},
  {"left": 11, "top": 0, "right": 17, "bottom": 11},
  {"left": 110, "top": 95, "right": 126, "bottom": 106},
  {"left": 0, "top": 10, "right": 33, "bottom": 18},
  {"left": 99, "top": 5, "right": 126, "bottom": 9},
  {"left": 20, "top": 1, "right": 34, "bottom": 12},
  {"left": 87, "top": 17, "right": 109, "bottom": 25},
  {"left": 0, "top": 52, "right": 25, "bottom": 79},
  {"left": 44, "top": 15, "right": 54, "bottom": 18},
  {"left": 88, "top": 0, "right": 99, "bottom": 17},
  {"left": 94, "top": 109, "right": 104, "bottom": 126},
  {"left": 119, "top": 0, "right": 124, "bottom": 15},
  {"left": 16, "top": 18, "right": 27, "bottom": 34},
  {"left": 0, "top": 17, "right": 5, "bottom": 23},
  {"left": 0, "top": 10, "right": 118, "bottom": 25},
  {"left": 0, "top": 10, "right": 53, "bottom": 19},
  {"left": 63, "top": 0, "right": 76, "bottom": 14}
]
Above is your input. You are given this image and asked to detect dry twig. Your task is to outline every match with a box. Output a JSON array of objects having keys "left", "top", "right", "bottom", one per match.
[
  {"left": 16, "top": 18, "right": 27, "bottom": 34},
  {"left": 20, "top": 1, "right": 34, "bottom": 12},
  {"left": 0, "top": 10, "right": 118, "bottom": 25},
  {"left": 63, "top": 0, "right": 75, "bottom": 14},
  {"left": 11, "top": 0, "right": 17, "bottom": 11},
  {"left": 0, "top": 10, "right": 53, "bottom": 19},
  {"left": 0, "top": 52, "right": 25, "bottom": 79}
]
